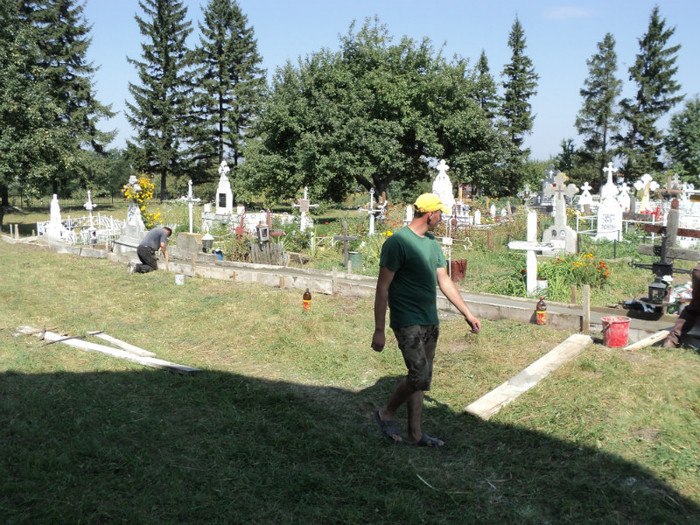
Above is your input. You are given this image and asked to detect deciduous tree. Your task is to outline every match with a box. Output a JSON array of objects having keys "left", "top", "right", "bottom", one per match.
[
  {"left": 241, "top": 18, "right": 500, "bottom": 202},
  {"left": 665, "top": 96, "right": 700, "bottom": 179}
]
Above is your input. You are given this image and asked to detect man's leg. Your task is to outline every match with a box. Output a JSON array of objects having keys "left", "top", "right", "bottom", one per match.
[
  {"left": 380, "top": 325, "right": 443, "bottom": 446},
  {"left": 135, "top": 246, "right": 158, "bottom": 273},
  {"left": 665, "top": 264, "right": 700, "bottom": 347}
]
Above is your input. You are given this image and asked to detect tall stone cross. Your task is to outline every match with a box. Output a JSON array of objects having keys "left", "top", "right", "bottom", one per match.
[
  {"left": 544, "top": 172, "right": 578, "bottom": 231},
  {"left": 333, "top": 221, "right": 358, "bottom": 270},
  {"left": 180, "top": 179, "right": 201, "bottom": 234},
  {"left": 542, "top": 171, "right": 578, "bottom": 254},
  {"left": 292, "top": 186, "right": 319, "bottom": 232}
]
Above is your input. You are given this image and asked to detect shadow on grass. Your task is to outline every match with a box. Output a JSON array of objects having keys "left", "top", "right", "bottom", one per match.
[{"left": 1, "top": 369, "right": 697, "bottom": 524}]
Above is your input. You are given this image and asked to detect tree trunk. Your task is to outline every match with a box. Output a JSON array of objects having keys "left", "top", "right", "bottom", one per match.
[{"left": 0, "top": 183, "right": 6, "bottom": 231}]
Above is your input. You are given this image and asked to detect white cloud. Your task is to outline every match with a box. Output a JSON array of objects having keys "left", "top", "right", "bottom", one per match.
[{"left": 545, "top": 6, "right": 595, "bottom": 20}]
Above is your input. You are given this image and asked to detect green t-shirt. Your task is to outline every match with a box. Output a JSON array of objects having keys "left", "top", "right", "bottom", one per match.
[{"left": 379, "top": 226, "right": 446, "bottom": 329}]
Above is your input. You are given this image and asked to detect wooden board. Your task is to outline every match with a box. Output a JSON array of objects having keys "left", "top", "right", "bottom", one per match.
[
  {"left": 464, "top": 333, "right": 592, "bottom": 420},
  {"left": 623, "top": 329, "right": 669, "bottom": 351},
  {"left": 17, "top": 326, "right": 200, "bottom": 375}
]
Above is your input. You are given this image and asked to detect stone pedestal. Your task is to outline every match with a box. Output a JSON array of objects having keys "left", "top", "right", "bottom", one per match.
[
  {"left": 171, "top": 232, "right": 203, "bottom": 259},
  {"left": 112, "top": 224, "right": 146, "bottom": 255}
]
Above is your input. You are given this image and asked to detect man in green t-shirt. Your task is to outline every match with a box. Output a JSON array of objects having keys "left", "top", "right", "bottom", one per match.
[{"left": 372, "top": 193, "right": 481, "bottom": 447}]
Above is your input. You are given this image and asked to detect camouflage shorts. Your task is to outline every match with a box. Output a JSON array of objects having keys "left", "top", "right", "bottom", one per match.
[{"left": 392, "top": 324, "right": 439, "bottom": 391}]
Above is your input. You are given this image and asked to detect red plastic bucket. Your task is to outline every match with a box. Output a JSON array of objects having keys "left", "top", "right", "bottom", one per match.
[{"left": 601, "top": 316, "right": 630, "bottom": 347}]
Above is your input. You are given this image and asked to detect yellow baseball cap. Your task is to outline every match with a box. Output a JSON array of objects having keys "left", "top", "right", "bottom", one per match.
[{"left": 414, "top": 193, "right": 450, "bottom": 214}]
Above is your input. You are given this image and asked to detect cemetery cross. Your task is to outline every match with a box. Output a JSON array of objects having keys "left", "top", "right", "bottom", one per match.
[{"left": 333, "top": 221, "right": 358, "bottom": 270}]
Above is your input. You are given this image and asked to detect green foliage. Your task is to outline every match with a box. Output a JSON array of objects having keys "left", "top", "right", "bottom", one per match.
[
  {"left": 575, "top": 32, "right": 621, "bottom": 186},
  {"left": 665, "top": 96, "right": 700, "bottom": 179},
  {"left": 190, "top": 0, "right": 266, "bottom": 180},
  {"left": 125, "top": 0, "right": 194, "bottom": 201},
  {"left": 499, "top": 16, "right": 538, "bottom": 194},
  {"left": 0, "top": 0, "right": 114, "bottom": 215},
  {"left": 240, "top": 17, "right": 502, "bottom": 202},
  {"left": 616, "top": 6, "right": 683, "bottom": 179},
  {"left": 487, "top": 248, "right": 612, "bottom": 302}
]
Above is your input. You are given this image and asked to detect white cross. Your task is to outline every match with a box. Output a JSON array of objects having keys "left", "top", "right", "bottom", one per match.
[
  {"left": 508, "top": 210, "right": 554, "bottom": 294},
  {"left": 544, "top": 172, "right": 578, "bottom": 230},
  {"left": 602, "top": 162, "right": 617, "bottom": 185},
  {"left": 292, "top": 187, "right": 319, "bottom": 232},
  {"left": 83, "top": 190, "right": 97, "bottom": 231},
  {"left": 359, "top": 188, "right": 379, "bottom": 235},
  {"left": 179, "top": 180, "right": 201, "bottom": 234}
]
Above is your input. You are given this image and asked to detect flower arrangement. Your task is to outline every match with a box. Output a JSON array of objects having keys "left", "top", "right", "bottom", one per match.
[
  {"left": 122, "top": 174, "right": 161, "bottom": 229},
  {"left": 538, "top": 252, "right": 611, "bottom": 288}
]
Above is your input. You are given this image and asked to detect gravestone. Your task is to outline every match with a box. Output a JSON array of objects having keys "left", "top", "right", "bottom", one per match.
[
  {"left": 431, "top": 159, "right": 455, "bottom": 212},
  {"left": 215, "top": 161, "right": 233, "bottom": 216},
  {"left": 292, "top": 187, "right": 318, "bottom": 232},
  {"left": 595, "top": 163, "right": 623, "bottom": 241},
  {"left": 404, "top": 204, "right": 414, "bottom": 225},
  {"left": 46, "top": 194, "right": 69, "bottom": 240},
  {"left": 578, "top": 181, "right": 594, "bottom": 212},
  {"left": 333, "top": 221, "right": 358, "bottom": 271},
  {"left": 474, "top": 209, "right": 481, "bottom": 225},
  {"left": 541, "top": 171, "right": 578, "bottom": 255},
  {"left": 617, "top": 180, "right": 631, "bottom": 212},
  {"left": 358, "top": 188, "right": 381, "bottom": 235},
  {"left": 114, "top": 176, "right": 147, "bottom": 254}
]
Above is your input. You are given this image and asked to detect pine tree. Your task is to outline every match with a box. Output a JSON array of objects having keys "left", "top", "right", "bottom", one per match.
[
  {"left": 474, "top": 50, "right": 499, "bottom": 121},
  {"left": 0, "top": 2, "right": 58, "bottom": 226},
  {"left": 126, "top": 0, "right": 193, "bottom": 201},
  {"left": 500, "top": 16, "right": 538, "bottom": 194},
  {"left": 191, "top": 0, "right": 266, "bottom": 178},
  {"left": 616, "top": 6, "right": 683, "bottom": 178},
  {"left": 18, "top": 0, "right": 115, "bottom": 195},
  {"left": 575, "top": 33, "right": 622, "bottom": 186}
]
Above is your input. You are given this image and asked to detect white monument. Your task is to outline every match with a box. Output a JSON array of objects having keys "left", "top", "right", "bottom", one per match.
[
  {"left": 215, "top": 161, "right": 233, "bottom": 216},
  {"left": 541, "top": 172, "right": 578, "bottom": 254},
  {"left": 431, "top": 160, "right": 455, "bottom": 212},
  {"left": 617, "top": 181, "right": 631, "bottom": 213},
  {"left": 46, "top": 194, "right": 69, "bottom": 240},
  {"left": 114, "top": 176, "right": 147, "bottom": 254},
  {"left": 595, "top": 163, "right": 623, "bottom": 241},
  {"left": 578, "top": 181, "right": 594, "bottom": 212}
]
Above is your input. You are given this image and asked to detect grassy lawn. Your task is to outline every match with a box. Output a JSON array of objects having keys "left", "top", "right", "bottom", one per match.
[{"left": 1, "top": 238, "right": 698, "bottom": 524}]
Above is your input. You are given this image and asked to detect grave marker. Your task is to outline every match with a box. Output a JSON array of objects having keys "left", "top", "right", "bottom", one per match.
[
  {"left": 292, "top": 187, "right": 319, "bottom": 232},
  {"left": 333, "top": 221, "right": 358, "bottom": 270},
  {"left": 541, "top": 171, "right": 578, "bottom": 254}
]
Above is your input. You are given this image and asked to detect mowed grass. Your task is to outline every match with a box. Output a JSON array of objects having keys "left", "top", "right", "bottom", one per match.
[{"left": 0, "top": 240, "right": 699, "bottom": 524}]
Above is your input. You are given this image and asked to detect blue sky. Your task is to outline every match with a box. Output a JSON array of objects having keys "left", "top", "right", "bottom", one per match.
[{"left": 83, "top": 0, "right": 700, "bottom": 161}]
